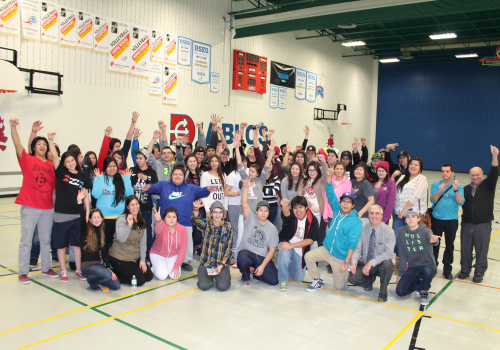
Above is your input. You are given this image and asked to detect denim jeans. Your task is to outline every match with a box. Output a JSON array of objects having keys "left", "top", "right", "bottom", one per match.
[
  {"left": 392, "top": 213, "right": 406, "bottom": 257},
  {"left": 237, "top": 249, "right": 278, "bottom": 285},
  {"left": 277, "top": 243, "right": 305, "bottom": 283},
  {"left": 82, "top": 264, "right": 121, "bottom": 290},
  {"left": 396, "top": 265, "right": 436, "bottom": 296}
]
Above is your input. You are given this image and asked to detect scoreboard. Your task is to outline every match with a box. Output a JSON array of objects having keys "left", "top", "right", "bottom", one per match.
[{"left": 232, "top": 50, "right": 268, "bottom": 94}]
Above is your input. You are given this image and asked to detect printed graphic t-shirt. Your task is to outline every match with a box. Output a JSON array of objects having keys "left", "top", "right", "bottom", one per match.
[{"left": 237, "top": 212, "right": 278, "bottom": 257}]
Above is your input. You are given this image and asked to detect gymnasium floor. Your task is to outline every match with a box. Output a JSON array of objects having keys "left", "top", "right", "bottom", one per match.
[{"left": 0, "top": 170, "right": 499, "bottom": 350}]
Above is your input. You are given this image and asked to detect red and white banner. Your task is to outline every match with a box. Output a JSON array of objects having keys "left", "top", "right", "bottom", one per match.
[
  {"left": 108, "top": 20, "right": 130, "bottom": 73},
  {"left": 0, "top": 0, "right": 20, "bottom": 35},
  {"left": 40, "top": 1, "right": 57, "bottom": 43},
  {"left": 150, "top": 28, "right": 163, "bottom": 63},
  {"left": 162, "top": 65, "right": 178, "bottom": 105},
  {"left": 76, "top": 10, "right": 93, "bottom": 50},
  {"left": 130, "top": 25, "right": 150, "bottom": 77},
  {"left": 164, "top": 32, "right": 177, "bottom": 65},
  {"left": 93, "top": 15, "right": 108, "bottom": 53},
  {"left": 59, "top": 6, "right": 76, "bottom": 47}
]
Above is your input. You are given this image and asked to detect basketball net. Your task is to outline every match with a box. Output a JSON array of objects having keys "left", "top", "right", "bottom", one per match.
[{"left": 0, "top": 90, "right": 14, "bottom": 105}]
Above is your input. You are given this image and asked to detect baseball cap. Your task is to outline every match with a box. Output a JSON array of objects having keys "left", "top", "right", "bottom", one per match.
[
  {"left": 221, "top": 148, "right": 230, "bottom": 154},
  {"left": 133, "top": 146, "right": 149, "bottom": 158},
  {"left": 256, "top": 200, "right": 270, "bottom": 210},
  {"left": 210, "top": 201, "right": 225, "bottom": 213},
  {"left": 372, "top": 153, "right": 382, "bottom": 160},
  {"left": 273, "top": 146, "right": 280, "bottom": 155},
  {"left": 340, "top": 192, "right": 355, "bottom": 203},
  {"left": 206, "top": 144, "right": 216, "bottom": 151},
  {"left": 397, "top": 150, "right": 410, "bottom": 157},
  {"left": 341, "top": 150, "right": 352, "bottom": 160},
  {"left": 404, "top": 208, "right": 420, "bottom": 217},
  {"left": 306, "top": 145, "right": 316, "bottom": 153},
  {"left": 194, "top": 146, "right": 205, "bottom": 154}
]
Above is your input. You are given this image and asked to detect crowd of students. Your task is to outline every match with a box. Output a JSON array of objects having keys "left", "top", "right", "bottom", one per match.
[{"left": 9, "top": 112, "right": 498, "bottom": 306}]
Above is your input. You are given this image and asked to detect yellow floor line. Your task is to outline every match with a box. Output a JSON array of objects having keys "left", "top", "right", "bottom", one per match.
[
  {"left": 425, "top": 312, "right": 500, "bottom": 332},
  {"left": 490, "top": 229, "right": 500, "bottom": 242},
  {"left": 0, "top": 267, "right": 62, "bottom": 282},
  {"left": 382, "top": 312, "right": 423, "bottom": 350},
  {"left": 18, "top": 287, "right": 199, "bottom": 349},
  {"left": 434, "top": 276, "right": 500, "bottom": 290},
  {"left": 0, "top": 228, "right": 20, "bottom": 233}
]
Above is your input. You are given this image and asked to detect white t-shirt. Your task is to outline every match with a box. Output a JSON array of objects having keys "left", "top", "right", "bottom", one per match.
[
  {"left": 225, "top": 170, "right": 244, "bottom": 206},
  {"left": 200, "top": 171, "right": 227, "bottom": 212},
  {"left": 289, "top": 217, "right": 306, "bottom": 257}
]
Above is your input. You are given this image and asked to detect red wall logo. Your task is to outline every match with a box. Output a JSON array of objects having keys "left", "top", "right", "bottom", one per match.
[{"left": 170, "top": 114, "right": 195, "bottom": 142}]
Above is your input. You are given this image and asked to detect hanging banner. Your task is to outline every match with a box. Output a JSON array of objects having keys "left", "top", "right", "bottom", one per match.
[
  {"left": 270, "top": 61, "right": 295, "bottom": 88},
  {"left": 306, "top": 71, "right": 317, "bottom": 102},
  {"left": 150, "top": 29, "right": 163, "bottom": 63},
  {"left": 316, "top": 74, "right": 324, "bottom": 99},
  {"left": 93, "top": 15, "right": 108, "bottom": 53},
  {"left": 178, "top": 36, "right": 191, "bottom": 66},
  {"left": 20, "top": 0, "right": 40, "bottom": 40},
  {"left": 191, "top": 40, "right": 210, "bottom": 84},
  {"left": 295, "top": 68, "right": 306, "bottom": 100},
  {"left": 210, "top": 72, "right": 219, "bottom": 93},
  {"left": 0, "top": 0, "right": 20, "bottom": 35},
  {"left": 278, "top": 87, "right": 287, "bottom": 109},
  {"left": 108, "top": 20, "right": 130, "bottom": 74},
  {"left": 164, "top": 32, "right": 177, "bottom": 65},
  {"left": 269, "top": 85, "right": 278, "bottom": 109},
  {"left": 40, "top": 1, "right": 57, "bottom": 43},
  {"left": 149, "top": 62, "right": 162, "bottom": 96},
  {"left": 76, "top": 10, "right": 92, "bottom": 49},
  {"left": 162, "top": 65, "right": 178, "bottom": 105},
  {"left": 130, "top": 25, "right": 150, "bottom": 77},
  {"left": 59, "top": 7, "right": 76, "bottom": 47}
]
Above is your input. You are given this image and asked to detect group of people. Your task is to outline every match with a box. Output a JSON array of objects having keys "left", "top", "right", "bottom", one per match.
[{"left": 9, "top": 112, "right": 498, "bottom": 306}]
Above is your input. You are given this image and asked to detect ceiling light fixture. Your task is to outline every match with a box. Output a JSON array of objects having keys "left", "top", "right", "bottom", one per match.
[
  {"left": 379, "top": 58, "right": 400, "bottom": 63},
  {"left": 341, "top": 41, "right": 366, "bottom": 47},
  {"left": 455, "top": 53, "right": 478, "bottom": 58},
  {"left": 429, "top": 33, "right": 457, "bottom": 40}
]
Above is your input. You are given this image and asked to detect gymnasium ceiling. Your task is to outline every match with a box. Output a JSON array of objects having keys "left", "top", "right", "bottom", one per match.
[{"left": 231, "top": 0, "right": 500, "bottom": 64}]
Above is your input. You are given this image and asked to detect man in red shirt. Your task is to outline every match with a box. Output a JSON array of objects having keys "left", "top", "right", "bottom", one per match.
[{"left": 10, "top": 118, "right": 58, "bottom": 284}]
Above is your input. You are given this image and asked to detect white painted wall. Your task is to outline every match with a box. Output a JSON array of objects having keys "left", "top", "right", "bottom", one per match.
[{"left": 0, "top": 0, "right": 378, "bottom": 194}]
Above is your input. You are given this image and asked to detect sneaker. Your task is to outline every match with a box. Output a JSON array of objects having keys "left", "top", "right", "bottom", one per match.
[
  {"left": 458, "top": 271, "right": 469, "bottom": 280},
  {"left": 279, "top": 282, "right": 287, "bottom": 291},
  {"left": 75, "top": 270, "right": 87, "bottom": 281},
  {"left": 231, "top": 264, "right": 238, "bottom": 270},
  {"left": 306, "top": 279, "right": 324, "bottom": 292},
  {"left": 364, "top": 286, "right": 373, "bottom": 291},
  {"left": 29, "top": 258, "right": 38, "bottom": 268},
  {"left": 378, "top": 294, "right": 388, "bottom": 302},
  {"left": 326, "top": 264, "right": 332, "bottom": 274},
  {"left": 90, "top": 285, "right": 101, "bottom": 291},
  {"left": 443, "top": 272, "right": 453, "bottom": 280},
  {"left": 19, "top": 274, "right": 30, "bottom": 284},
  {"left": 69, "top": 261, "right": 76, "bottom": 271},
  {"left": 60, "top": 270, "right": 68, "bottom": 282},
  {"left": 420, "top": 290, "right": 429, "bottom": 305},
  {"left": 472, "top": 275, "right": 483, "bottom": 283},
  {"left": 42, "top": 269, "right": 58, "bottom": 278},
  {"left": 181, "top": 263, "right": 193, "bottom": 272}
]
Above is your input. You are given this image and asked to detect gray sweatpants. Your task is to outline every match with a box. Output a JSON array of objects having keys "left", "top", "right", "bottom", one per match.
[
  {"left": 460, "top": 221, "right": 491, "bottom": 277},
  {"left": 19, "top": 206, "right": 54, "bottom": 275},
  {"left": 227, "top": 205, "right": 243, "bottom": 259}
]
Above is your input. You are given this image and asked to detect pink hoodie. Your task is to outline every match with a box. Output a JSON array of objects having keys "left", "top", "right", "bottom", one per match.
[
  {"left": 150, "top": 221, "right": 187, "bottom": 270},
  {"left": 323, "top": 175, "right": 352, "bottom": 220}
]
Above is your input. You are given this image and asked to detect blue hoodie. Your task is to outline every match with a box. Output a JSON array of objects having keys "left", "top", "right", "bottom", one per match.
[
  {"left": 92, "top": 175, "right": 134, "bottom": 217},
  {"left": 146, "top": 180, "right": 210, "bottom": 227},
  {"left": 322, "top": 183, "right": 362, "bottom": 261}
]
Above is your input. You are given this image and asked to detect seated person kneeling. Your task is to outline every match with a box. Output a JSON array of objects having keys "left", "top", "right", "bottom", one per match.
[
  {"left": 348, "top": 204, "right": 395, "bottom": 302},
  {"left": 237, "top": 179, "right": 279, "bottom": 286},
  {"left": 278, "top": 196, "right": 319, "bottom": 291},
  {"left": 192, "top": 200, "right": 233, "bottom": 291}
]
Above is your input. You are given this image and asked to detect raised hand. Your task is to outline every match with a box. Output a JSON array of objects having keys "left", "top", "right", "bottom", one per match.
[
  {"left": 94, "top": 168, "right": 102, "bottom": 177},
  {"left": 453, "top": 180, "right": 459, "bottom": 191},
  {"left": 182, "top": 134, "right": 189, "bottom": 144},
  {"left": 153, "top": 206, "right": 162, "bottom": 222},
  {"left": 242, "top": 178, "right": 255, "bottom": 188},
  {"left": 269, "top": 139, "right": 276, "bottom": 152},
  {"left": 9, "top": 117, "right": 19, "bottom": 126},
  {"left": 132, "top": 111, "right": 140, "bottom": 123},
  {"left": 491, "top": 145, "right": 499, "bottom": 156},
  {"left": 317, "top": 153, "right": 326, "bottom": 163},
  {"left": 210, "top": 114, "right": 223, "bottom": 125},
  {"left": 361, "top": 137, "right": 367, "bottom": 147},
  {"left": 32, "top": 120, "right": 44, "bottom": 133},
  {"left": 386, "top": 143, "right": 399, "bottom": 151},
  {"left": 196, "top": 121, "right": 203, "bottom": 129},
  {"left": 153, "top": 129, "right": 161, "bottom": 140},
  {"left": 281, "top": 198, "right": 290, "bottom": 207},
  {"left": 133, "top": 128, "right": 142, "bottom": 139},
  {"left": 193, "top": 199, "right": 204, "bottom": 209},
  {"left": 239, "top": 122, "right": 248, "bottom": 132},
  {"left": 76, "top": 188, "right": 87, "bottom": 203},
  {"left": 47, "top": 131, "right": 56, "bottom": 140},
  {"left": 233, "top": 133, "right": 241, "bottom": 147},
  {"left": 296, "top": 145, "right": 303, "bottom": 151},
  {"left": 352, "top": 137, "right": 360, "bottom": 150},
  {"left": 105, "top": 126, "right": 113, "bottom": 136},
  {"left": 217, "top": 126, "right": 223, "bottom": 135},
  {"left": 303, "top": 125, "right": 309, "bottom": 136},
  {"left": 158, "top": 120, "right": 166, "bottom": 130},
  {"left": 286, "top": 142, "right": 291, "bottom": 154},
  {"left": 123, "top": 168, "right": 133, "bottom": 176},
  {"left": 268, "top": 129, "right": 275, "bottom": 138}
]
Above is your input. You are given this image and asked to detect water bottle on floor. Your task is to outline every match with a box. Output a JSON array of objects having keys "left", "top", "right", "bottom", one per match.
[{"left": 131, "top": 275, "right": 137, "bottom": 291}]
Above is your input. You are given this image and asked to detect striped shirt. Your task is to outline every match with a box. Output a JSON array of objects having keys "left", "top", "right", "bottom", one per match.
[
  {"left": 395, "top": 174, "right": 428, "bottom": 215},
  {"left": 263, "top": 175, "right": 281, "bottom": 206},
  {"left": 192, "top": 218, "right": 233, "bottom": 267}
]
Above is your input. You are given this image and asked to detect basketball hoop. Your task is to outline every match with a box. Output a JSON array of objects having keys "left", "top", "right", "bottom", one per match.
[
  {"left": 338, "top": 109, "right": 352, "bottom": 129},
  {"left": 0, "top": 60, "right": 25, "bottom": 105}
]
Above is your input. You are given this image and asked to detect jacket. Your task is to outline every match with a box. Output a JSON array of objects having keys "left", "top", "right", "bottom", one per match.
[
  {"left": 374, "top": 179, "right": 397, "bottom": 223},
  {"left": 323, "top": 175, "right": 352, "bottom": 220},
  {"left": 462, "top": 165, "right": 498, "bottom": 223}
]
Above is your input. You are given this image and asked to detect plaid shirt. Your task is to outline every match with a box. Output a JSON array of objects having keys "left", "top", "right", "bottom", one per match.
[{"left": 192, "top": 218, "right": 233, "bottom": 267}]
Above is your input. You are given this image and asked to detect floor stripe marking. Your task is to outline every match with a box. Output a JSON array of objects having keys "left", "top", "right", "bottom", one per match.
[
  {"left": 490, "top": 229, "right": 500, "bottom": 242},
  {"left": 434, "top": 276, "right": 500, "bottom": 290},
  {"left": 381, "top": 312, "right": 423, "bottom": 350}
]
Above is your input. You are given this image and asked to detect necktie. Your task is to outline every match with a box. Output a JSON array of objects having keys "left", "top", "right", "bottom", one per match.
[{"left": 367, "top": 229, "right": 376, "bottom": 262}]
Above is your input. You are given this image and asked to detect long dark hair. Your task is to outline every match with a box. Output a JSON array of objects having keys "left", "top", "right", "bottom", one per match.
[
  {"left": 30, "top": 136, "right": 49, "bottom": 158},
  {"left": 374, "top": 166, "right": 389, "bottom": 184},
  {"left": 108, "top": 138, "right": 121, "bottom": 155},
  {"left": 287, "top": 162, "right": 303, "bottom": 191},
  {"left": 302, "top": 161, "right": 322, "bottom": 187},
  {"left": 60, "top": 151, "right": 81, "bottom": 172},
  {"left": 397, "top": 157, "right": 423, "bottom": 190},
  {"left": 83, "top": 209, "right": 105, "bottom": 252},
  {"left": 185, "top": 153, "right": 201, "bottom": 185},
  {"left": 103, "top": 157, "right": 126, "bottom": 207},
  {"left": 123, "top": 195, "right": 146, "bottom": 229},
  {"left": 207, "top": 154, "right": 225, "bottom": 187}
]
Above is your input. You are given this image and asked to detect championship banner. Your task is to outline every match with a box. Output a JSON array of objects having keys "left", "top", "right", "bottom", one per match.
[
  {"left": 59, "top": 7, "right": 76, "bottom": 47},
  {"left": 316, "top": 74, "right": 324, "bottom": 99},
  {"left": 270, "top": 61, "right": 295, "bottom": 88},
  {"left": 108, "top": 20, "right": 130, "bottom": 74},
  {"left": 191, "top": 40, "right": 210, "bottom": 84},
  {"left": 130, "top": 25, "right": 150, "bottom": 77},
  {"left": 177, "top": 36, "right": 191, "bottom": 66},
  {"left": 210, "top": 72, "right": 219, "bottom": 93},
  {"left": 0, "top": 0, "right": 20, "bottom": 35},
  {"left": 93, "top": 15, "right": 108, "bottom": 53},
  {"left": 278, "top": 87, "right": 287, "bottom": 109},
  {"left": 306, "top": 71, "right": 317, "bottom": 102},
  {"left": 149, "top": 62, "right": 162, "bottom": 96},
  {"left": 164, "top": 32, "right": 177, "bottom": 65},
  {"left": 150, "top": 29, "right": 163, "bottom": 63},
  {"left": 269, "top": 85, "right": 278, "bottom": 109},
  {"left": 40, "top": 1, "right": 57, "bottom": 43},
  {"left": 162, "top": 65, "right": 178, "bottom": 105},
  {"left": 20, "top": 0, "right": 39, "bottom": 40},
  {"left": 295, "top": 68, "right": 306, "bottom": 100},
  {"left": 76, "top": 10, "right": 92, "bottom": 49}
]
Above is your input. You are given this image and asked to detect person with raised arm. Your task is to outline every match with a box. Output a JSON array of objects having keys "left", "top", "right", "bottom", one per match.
[
  {"left": 10, "top": 118, "right": 58, "bottom": 284},
  {"left": 147, "top": 126, "right": 184, "bottom": 182}
]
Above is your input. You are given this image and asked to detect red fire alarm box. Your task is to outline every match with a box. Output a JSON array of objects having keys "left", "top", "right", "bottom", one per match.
[{"left": 232, "top": 50, "right": 267, "bottom": 94}]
